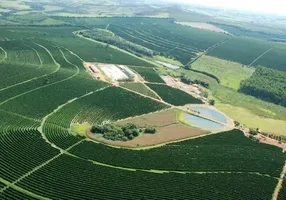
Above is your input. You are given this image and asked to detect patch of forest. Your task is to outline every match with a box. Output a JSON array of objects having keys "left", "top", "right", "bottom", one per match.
[{"left": 240, "top": 67, "right": 286, "bottom": 107}]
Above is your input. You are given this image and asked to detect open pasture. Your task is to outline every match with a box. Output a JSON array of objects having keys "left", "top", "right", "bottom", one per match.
[{"left": 192, "top": 55, "right": 255, "bottom": 90}]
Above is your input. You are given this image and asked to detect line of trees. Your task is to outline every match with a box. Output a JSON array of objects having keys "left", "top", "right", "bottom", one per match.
[
  {"left": 80, "top": 29, "right": 154, "bottom": 57},
  {"left": 91, "top": 123, "right": 157, "bottom": 141}
]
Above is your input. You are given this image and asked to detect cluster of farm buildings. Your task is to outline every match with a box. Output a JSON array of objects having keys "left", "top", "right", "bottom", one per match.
[{"left": 85, "top": 63, "right": 136, "bottom": 82}]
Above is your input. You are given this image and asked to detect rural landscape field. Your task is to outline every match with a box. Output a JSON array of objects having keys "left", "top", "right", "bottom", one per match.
[{"left": 0, "top": 0, "right": 286, "bottom": 200}]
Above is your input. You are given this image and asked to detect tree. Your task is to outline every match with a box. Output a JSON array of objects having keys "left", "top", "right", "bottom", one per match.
[
  {"left": 144, "top": 127, "right": 157, "bottom": 134},
  {"left": 234, "top": 121, "right": 240, "bottom": 127},
  {"left": 209, "top": 99, "right": 215, "bottom": 106},
  {"left": 249, "top": 128, "right": 258, "bottom": 135},
  {"left": 91, "top": 125, "right": 104, "bottom": 134}
]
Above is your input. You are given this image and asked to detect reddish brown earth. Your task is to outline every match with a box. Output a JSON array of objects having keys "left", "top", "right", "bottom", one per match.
[
  {"left": 243, "top": 128, "right": 286, "bottom": 151},
  {"left": 87, "top": 109, "right": 208, "bottom": 148}
]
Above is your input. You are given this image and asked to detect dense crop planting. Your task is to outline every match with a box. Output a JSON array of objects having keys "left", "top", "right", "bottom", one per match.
[
  {"left": 120, "top": 82, "right": 160, "bottom": 99},
  {"left": 147, "top": 83, "right": 202, "bottom": 105},
  {"left": 278, "top": 179, "right": 286, "bottom": 200},
  {"left": 207, "top": 37, "right": 270, "bottom": 65},
  {"left": 0, "top": 41, "right": 55, "bottom": 89},
  {"left": 69, "top": 130, "right": 285, "bottom": 177},
  {"left": 16, "top": 154, "right": 277, "bottom": 200},
  {"left": 0, "top": 25, "right": 285, "bottom": 200},
  {"left": 46, "top": 87, "right": 168, "bottom": 128},
  {"left": 55, "top": 17, "right": 228, "bottom": 64},
  {"left": 0, "top": 129, "right": 59, "bottom": 182},
  {"left": 1, "top": 188, "right": 38, "bottom": 200},
  {"left": 130, "top": 67, "right": 165, "bottom": 83},
  {"left": 81, "top": 29, "right": 154, "bottom": 57},
  {"left": 0, "top": 111, "right": 39, "bottom": 132},
  {"left": 50, "top": 36, "right": 157, "bottom": 68},
  {"left": 208, "top": 37, "right": 286, "bottom": 71},
  {"left": 240, "top": 67, "right": 286, "bottom": 106},
  {"left": 253, "top": 44, "right": 286, "bottom": 71},
  {"left": 44, "top": 124, "right": 83, "bottom": 149}
]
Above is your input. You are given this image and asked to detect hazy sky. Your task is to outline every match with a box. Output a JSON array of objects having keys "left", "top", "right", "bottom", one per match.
[{"left": 164, "top": 0, "right": 286, "bottom": 15}]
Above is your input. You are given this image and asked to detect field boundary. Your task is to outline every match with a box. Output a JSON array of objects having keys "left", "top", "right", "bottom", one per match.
[
  {"left": 0, "top": 47, "right": 7, "bottom": 63},
  {"left": 249, "top": 47, "right": 273, "bottom": 67},
  {"left": 272, "top": 162, "right": 286, "bottom": 200},
  {"left": 0, "top": 178, "right": 50, "bottom": 200},
  {"left": 66, "top": 143, "right": 277, "bottom": 178},
  {"left": 74, "top": 30, "right": 161, "bottom": 68}
]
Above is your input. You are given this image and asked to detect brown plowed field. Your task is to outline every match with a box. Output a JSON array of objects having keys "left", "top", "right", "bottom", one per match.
[{"left": 87, "top": 109, "right": 208, "bottom": 148}]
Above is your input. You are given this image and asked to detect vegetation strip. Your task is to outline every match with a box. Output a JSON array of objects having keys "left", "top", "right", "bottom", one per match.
[
  {"left": 74, "top": 30, "right": 160, "bottom": 68},
  {"left": 0, "top": 47, "right": 7, "bottom": 63}
]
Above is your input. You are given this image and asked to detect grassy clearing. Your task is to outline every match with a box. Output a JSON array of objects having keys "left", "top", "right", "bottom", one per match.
[
  {"left": 176, "top": 110, "right": 193, "bottom": 128},
  {"left": 210, "top": 83, "right": 286, "bottom": 121},
  {"left": 192, "top": 55, "right": 255, "bottom": 90},
  {"left": 70, "top": 123, "right": 90, "bottom": 136},
  {"left": 216, "top": 104, "right": 286, "bottom": 136},
  {"left": 153, "top": 55, "right": 183, "bottom": 66}
]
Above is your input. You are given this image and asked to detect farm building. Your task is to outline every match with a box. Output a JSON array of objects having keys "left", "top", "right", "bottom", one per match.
[
  {"left": 101, "top": 64, "right": 129, "bottom": 81},
  {"left": 118, "top": 65, "right": 136, "bottom": 78}
]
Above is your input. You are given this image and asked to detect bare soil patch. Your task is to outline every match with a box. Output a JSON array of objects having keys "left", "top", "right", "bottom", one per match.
[
  {"left": 116, "top": 108, "right": 178, "bottom": 127},
  {"left": 176, "top": 22, "right": 229, "bottom": 34},
  {"left": 161, "top": 75, "right": 207, "bottom": 102},
  {"left": 83, "top": 62, "right": 106, "bottom": 81},
  {"left": 86, "top": 109, "right": 208, "bottom": 148}
]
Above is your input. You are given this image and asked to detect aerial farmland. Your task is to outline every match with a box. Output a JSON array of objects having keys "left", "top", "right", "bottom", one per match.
[{"left": 0, "top": 0, "right": 286, "bottom": 200}]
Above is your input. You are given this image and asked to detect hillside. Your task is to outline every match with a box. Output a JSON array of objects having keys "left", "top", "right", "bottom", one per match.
[{"left": 1, "top": 3, "right": 286, "bottom": 200}]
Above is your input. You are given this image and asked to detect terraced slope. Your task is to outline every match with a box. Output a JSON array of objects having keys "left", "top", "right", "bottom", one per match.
[{"left": 0, "top": 27, "right": 285, "bottom": 200}]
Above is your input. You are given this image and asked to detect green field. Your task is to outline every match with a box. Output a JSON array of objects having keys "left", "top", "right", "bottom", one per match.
[
  {"left": 147, "top": 83, "right": 202, "bottom": 106},
  {"left": 240, "top": 66, "right": 286, "bottom": 106},
  {"left": 0, "top": 11, "right": 286, "bottom": 200},
  {"left": 120, "top": 82, "right": 161, "bottom": 99},
  {"left": 130, "top": 67, "right": 165, "bottom": 83},
  {"left": 208, "top": 37, "right": 286, "bottom": 71},
  {"left": 192, "top": 55, "right": 255, "bottom": 90}
]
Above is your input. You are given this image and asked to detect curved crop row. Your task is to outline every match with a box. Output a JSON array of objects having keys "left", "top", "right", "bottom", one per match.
[
  {"left": 69, "top": 129, "right": 285, "bottom": 177},
  {"left": 0, "top": 129, "right": 59, "bottom": 182},
  {"left": 16, "top": 154, "right": 277, "bottom": 200}
]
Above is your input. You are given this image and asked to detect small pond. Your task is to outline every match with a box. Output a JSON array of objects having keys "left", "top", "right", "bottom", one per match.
[
  {"left": 189, "top": 105, "right": 227, "bottom": 124},
  {"left": 183, "top": 113, "right": 225, "bottom": 131}
]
